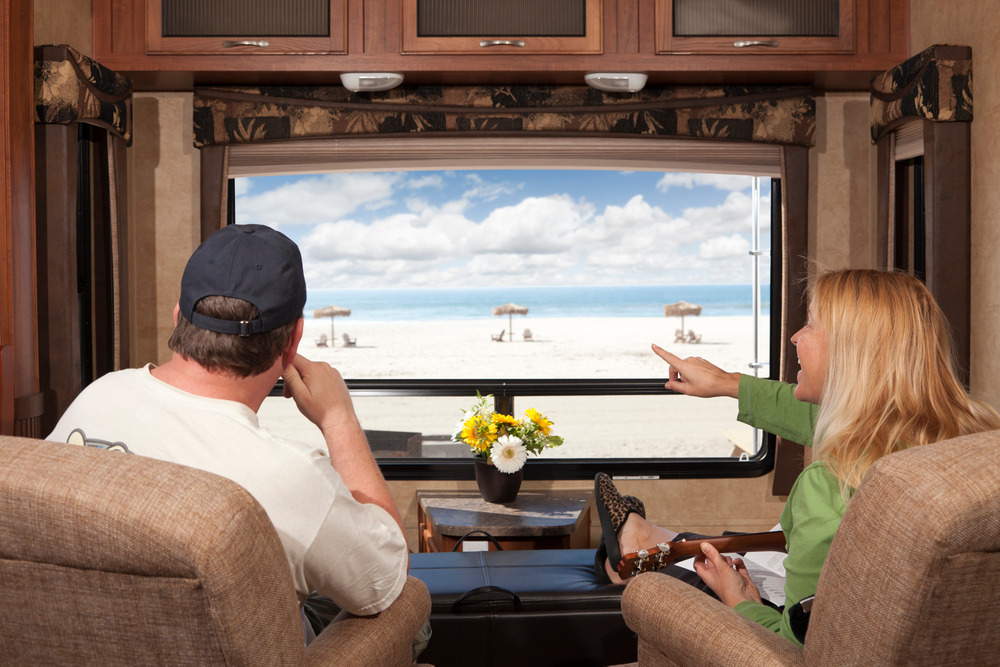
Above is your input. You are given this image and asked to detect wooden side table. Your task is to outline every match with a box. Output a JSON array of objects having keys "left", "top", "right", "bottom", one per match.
[{"left": 417, "top": 489, "right": 592, "bottom": 552}]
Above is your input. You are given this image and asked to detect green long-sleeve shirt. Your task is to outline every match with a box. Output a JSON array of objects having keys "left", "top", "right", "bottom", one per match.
[{"left": 732, "top": 375, "right": 845, "bottom": 646}]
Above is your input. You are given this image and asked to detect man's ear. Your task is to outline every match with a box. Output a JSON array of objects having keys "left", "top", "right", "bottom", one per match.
[
  {"left": 172, "top": 303, "right": 180, "bottom": 325},
  {"left": 283, "top": 318, "right": 304, "bottom": 366}
]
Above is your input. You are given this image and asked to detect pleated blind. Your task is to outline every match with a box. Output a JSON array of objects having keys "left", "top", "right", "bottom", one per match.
[
  {"left": 673, "top": 0, "right": 839, "bottom": 37},
  {"left": 161, "top": 0, "right": 330, "bottom": 37},
  {"left": 416, "top": 0, "right": 586, "bottom": 37}
]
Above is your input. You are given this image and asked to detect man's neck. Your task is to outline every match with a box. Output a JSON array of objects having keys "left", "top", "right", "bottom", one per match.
[{"left": 150, "top": 353, "right": 280, "bottom": 412}]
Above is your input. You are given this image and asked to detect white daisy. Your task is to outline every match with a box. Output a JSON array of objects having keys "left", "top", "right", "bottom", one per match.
[{"left": 490, "top": 435, "right": 527, "bottom": 473}]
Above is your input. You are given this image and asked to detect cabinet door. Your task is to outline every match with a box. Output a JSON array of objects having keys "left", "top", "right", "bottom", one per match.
[
  {"left": 402, "top": 0, "right": 602, "bottom": 54},
  {"left": 146, "top": 0, "right": 347, "bottom": 55},
  {"left": 656, "top": 0, "right": 854, "bottom": 55}
]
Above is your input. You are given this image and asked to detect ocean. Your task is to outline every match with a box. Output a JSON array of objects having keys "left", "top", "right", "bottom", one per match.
[{"left": 304, "top": 284, "right": 770, "bottom": 322}]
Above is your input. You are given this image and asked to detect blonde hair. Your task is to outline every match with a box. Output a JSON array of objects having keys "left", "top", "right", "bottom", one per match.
[{"left": 810, "top": 270, "right": 1000, "bottom": 493}]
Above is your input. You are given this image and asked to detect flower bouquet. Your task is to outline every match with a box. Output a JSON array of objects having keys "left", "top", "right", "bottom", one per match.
[{"left": 453, "top": 393, "right": 564, "bottom": 473}]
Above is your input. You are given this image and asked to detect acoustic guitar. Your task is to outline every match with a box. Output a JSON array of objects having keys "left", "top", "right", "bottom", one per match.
[{"left": 617, "top": 530, "right": 788, "bottom": 579}]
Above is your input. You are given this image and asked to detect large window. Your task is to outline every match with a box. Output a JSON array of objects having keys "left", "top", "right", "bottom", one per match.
[{"left": 234, "top": 138, "right": 782, "bottom": 479}]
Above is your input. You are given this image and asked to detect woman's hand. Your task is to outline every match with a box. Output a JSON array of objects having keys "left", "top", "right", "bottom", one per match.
[
  {"left": 693, "top": 542, "right": 763, "bottom": 608},
  {"left": 652, "top": 344, "right": 741, "bottom": 399}
]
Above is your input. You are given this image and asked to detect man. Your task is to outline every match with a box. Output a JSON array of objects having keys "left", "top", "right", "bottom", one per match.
[{"left": 48, "top": 224, "right": 409, "bottom": 625}]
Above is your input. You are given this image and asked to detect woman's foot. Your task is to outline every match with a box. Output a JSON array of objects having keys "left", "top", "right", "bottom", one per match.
[
  {"left": 594, "top": 473, "right": 646, "bottom": 574},
  {"left": 594, "top": 492, "right": 645, "bottom": 584}
]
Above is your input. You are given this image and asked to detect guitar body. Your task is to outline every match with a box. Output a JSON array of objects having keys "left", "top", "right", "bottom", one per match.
[{"left": 616, "top": 531, "right": 787, "bottom": 579}]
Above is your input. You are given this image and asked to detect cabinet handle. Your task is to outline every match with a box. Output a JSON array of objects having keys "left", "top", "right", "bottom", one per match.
[
  {"left": 479, "top": 39, "right": 526, "bottom": 48},
  {"left": 733, "top": 40, "right": 780, "bottom": 48},
  {"left": 223, "top": 40, "right": 270, "bottom": 48}
]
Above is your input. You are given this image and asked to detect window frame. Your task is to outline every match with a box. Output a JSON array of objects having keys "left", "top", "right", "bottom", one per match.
[{"left": 231, "top": 136, "right": 790, "bottom": 481}]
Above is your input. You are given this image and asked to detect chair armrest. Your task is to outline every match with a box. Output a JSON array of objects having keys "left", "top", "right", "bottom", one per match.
[
  {"left": 305, "top": 576, "right": 431, "bottom": 667},
  {"left": 621, "top": 573, "right": 803, "bottom": 667}
]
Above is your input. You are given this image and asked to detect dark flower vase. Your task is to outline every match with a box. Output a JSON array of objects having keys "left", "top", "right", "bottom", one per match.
[{"left": 474, "top": 458, "right": 523, "bottom": 503}]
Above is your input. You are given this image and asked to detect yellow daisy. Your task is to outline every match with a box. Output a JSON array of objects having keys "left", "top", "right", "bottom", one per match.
[{"left": 525, "top": 408, "right": 553, "bottom": 435}]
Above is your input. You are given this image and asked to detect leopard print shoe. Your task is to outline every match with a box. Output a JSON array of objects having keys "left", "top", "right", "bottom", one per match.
[{"left": 594, "top": 473, "right": 645, "bottom": 569}]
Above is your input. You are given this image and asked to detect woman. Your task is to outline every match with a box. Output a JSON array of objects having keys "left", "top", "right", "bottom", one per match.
[{"left": 595, "top": 269, "right": 1000, "bottom": 645}]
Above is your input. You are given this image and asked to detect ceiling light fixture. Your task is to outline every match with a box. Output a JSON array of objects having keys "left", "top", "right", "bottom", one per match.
[
  {"left": 339, "top": 72, "right": 405, "bottom": 92},
  {"left": 583, "top": 72, "right": 648, "bottom": 93}
]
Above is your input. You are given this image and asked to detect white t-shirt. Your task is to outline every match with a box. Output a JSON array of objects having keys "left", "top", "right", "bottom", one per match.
[{"left": 47, "top": 365, "right": 408, "bottom": 616}]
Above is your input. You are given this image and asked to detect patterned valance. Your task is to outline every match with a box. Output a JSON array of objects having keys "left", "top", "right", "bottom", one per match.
[
  {"left": 193, "top": 85, "right": 815, "bottom": 148},
  {"left": 33, "top": 45, "right": 133, "bottom": 145},
  {"left": 870, "top": 44, "right": 972, "bottom": 144}
]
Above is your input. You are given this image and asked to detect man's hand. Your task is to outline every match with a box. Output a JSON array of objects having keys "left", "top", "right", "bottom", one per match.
[
  {"left": 283, "top": 354, "right": 405, "bottom": 535},
  {"left": 282, "top": 354, "right": 359, "bottom": 434},
  {"left": 693, "top": 542, "right": 763, "bottom": 608},
  {"left": 652, "top": 344, "right": 741, "bottom": 399}
]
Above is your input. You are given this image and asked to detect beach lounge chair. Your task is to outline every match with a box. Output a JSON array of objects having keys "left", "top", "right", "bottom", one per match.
[
  {"left": 492, "top": 329, "right": 506, "bottom": 342},
  {"left": 342, "top": 333, "right": 357, "bottom": 347},
  {"left": 674, "top": 328, "right": 685, "bottom": 343},
  {"left": 687, "top": 329, "right": 702, "bottom": 344},
  {"left": 316, "top": 333, "right": 329, "bottom": 347},
  {"left": 523, "top": 328, "right": 533, "bottom": 341}
]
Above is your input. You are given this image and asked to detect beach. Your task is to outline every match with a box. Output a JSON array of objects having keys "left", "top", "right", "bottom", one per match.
[{"left": 257, "top": 314, "right": 771, "bottom": 459}]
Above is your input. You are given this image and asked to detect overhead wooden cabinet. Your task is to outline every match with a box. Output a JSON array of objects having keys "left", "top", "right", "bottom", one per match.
[
  {"left": 656, "top": 0, "right": 854, "bottom": 55},
  {"left": 91, "top": 0, "right": 909, "bottom": 89},
  {"left": 401, "top": 0, "right": 602, "bottom": 54},
  {"left": 146, "top": 0, "right": 348, "bottom": 55}
]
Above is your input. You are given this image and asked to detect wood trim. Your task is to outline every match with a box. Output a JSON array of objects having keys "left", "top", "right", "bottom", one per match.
[
  {"left": 874, "top": 135, "right": 891, "bottom": 269},
  {"left": 772, "top": 144, "right": 809, "bottom": 496},
  {"left": 923, "top": 121, "right": 971, "bottom": 386},
  {"left": 0, "top": 346, "right": 12, "bottom": 435},
  {"left": 110, "top": 136, "right": 131, "bottom": 370},
  {"left": 34, "top": 124, "right": 82, "bottom": 436},
  {"left": 1, "top": 0, "right": 40, "bottom": 436},
  {"left": 199, "top": 145, "right": 229, "bottom": 241}
]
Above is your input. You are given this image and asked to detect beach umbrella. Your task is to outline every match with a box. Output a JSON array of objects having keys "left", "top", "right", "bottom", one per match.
[
  {"left": 663, "top": 301, "right": 702, "bottom": 334},
  {"left": 313, "top": 305, "right": 351, "bottom": 342},
  {"left": 492, "top": 302, "right": 529, "bottom": 342}
]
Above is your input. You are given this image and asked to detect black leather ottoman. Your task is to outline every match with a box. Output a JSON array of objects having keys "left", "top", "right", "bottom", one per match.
[{"left": 409, "top": 549, "right": 636, "bottom": 667}]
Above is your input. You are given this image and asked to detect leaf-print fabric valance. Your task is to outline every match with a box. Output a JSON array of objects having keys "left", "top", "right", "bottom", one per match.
[
  {"left": 870, "top": 44, "right": 972, "bottom": 144},
  {"left": 193, "top": 85, "right": 815, "bottom": 148},
  {"left": 34, "top": 44, "right": 133, "bottom": 145}
]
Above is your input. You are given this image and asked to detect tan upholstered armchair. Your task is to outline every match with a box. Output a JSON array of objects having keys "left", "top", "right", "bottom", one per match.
[
  {"left": 0, "top": 435, "right": 430, "bottom": 666},
  {"left": 621, "top": 429, "right": 1000, "bottom": 666}
]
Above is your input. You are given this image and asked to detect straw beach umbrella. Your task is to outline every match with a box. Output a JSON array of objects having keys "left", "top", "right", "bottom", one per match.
[
  {"left": 492, "top": 302, "right": 529, "bottom": 342},
  {"left": 663, "top": 301, "right": 702, "bottom": 334},
  {"left": 313, "top": 305, "right": 351, "bottom": 343}
]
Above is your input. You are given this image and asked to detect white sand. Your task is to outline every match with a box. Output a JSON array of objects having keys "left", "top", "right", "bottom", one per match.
[{"left": 257, "top": 315, "right": 772, "bottom": 459}]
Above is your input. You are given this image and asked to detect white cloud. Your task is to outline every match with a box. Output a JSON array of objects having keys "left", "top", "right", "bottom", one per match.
[
  {"left": 699, "top": 234, "right": 751, "bottom": 259},
  {"left": 235, "top": 173, "right": 402, "bottom": 227},
  {"left": 405, "top": 174, "right": 444, "bottom": 189},
  {"left": 656, "top": 173, "right": 755, "bottom": 192},
  {"left": 233, "top": 179, "right": 252, "bottom": 196},
  {"left": 247, "top": 170, "right": 770, "bottom": 289},
  {"left": 462, "top": 173, "right": 522, "bottom": 201}
]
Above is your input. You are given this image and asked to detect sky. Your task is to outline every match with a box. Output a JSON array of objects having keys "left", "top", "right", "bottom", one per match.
[{"left": 234, "top": 170, "right": 772, "bottom": 290}]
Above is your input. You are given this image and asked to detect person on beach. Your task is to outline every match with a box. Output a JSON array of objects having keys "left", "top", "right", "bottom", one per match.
[
  {"left": 594, "top": 269, "right": 1000, "bottom": 645},
  {"left": 47, "top": 224, "right": 417, "bottom": 643}
]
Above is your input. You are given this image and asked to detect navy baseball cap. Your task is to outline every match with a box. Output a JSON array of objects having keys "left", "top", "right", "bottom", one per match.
[{"left": 179, "top": 224, "right": 307, "bottom": 336}]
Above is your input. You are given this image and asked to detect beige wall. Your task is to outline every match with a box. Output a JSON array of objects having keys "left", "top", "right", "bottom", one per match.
[
  {"left": 910, "top": 0, "right": 1000, "bottom": 410},
  {"left": 33, "top": 0, "right": 90, "bottom": 53},
  {"left": 810, "top": 93, "right": 878, "bottom": 272},
  {"left": 129, "top": 93, "right": 201, "bottom": 366}
]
